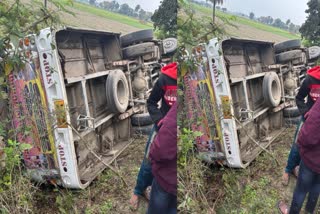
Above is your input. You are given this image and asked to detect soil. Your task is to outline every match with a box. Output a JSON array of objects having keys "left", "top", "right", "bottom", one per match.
[
  {"left": 33, "top": 135, "right": 149, "bottom": 214},
  {"left": 60, "top": 7, "right": 141, "bottom": 34},
  {"left": 29, "top": 125, "right": 318, "bottom": 213},
  {"left": 207, "top": 127, "right": 319, "bottom": 213},
  {"left": 226, "top": 23, "right": 292, "bottom": 43}
]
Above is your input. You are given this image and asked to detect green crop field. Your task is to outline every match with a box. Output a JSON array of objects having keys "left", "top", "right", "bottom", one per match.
[
  {"left": 58, "top": 1, "right": 300, "bottom": 42},
  {"left": 192, "top": 3, "right": 300, "bottom": 40},
  {"left": 69, "top": 1, "right": 153, "bottom": 29}
]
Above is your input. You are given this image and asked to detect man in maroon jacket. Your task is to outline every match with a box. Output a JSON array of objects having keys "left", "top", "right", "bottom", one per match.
[
  {"left": 147, "top": 102, "right": 177, "bottom": 214},
  {"left": 278, "top": 97, "right": 320, "bottom": 214}
]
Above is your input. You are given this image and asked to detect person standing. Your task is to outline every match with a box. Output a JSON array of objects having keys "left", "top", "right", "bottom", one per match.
[
  {"left": 278, "top": 97, "right": 320, "bottom": 214},
  {"left": 147, "top": 102, "right": 177, "bottom": 214},
  {"left": 129, "top": 62, "right": 177, "bottom": 210},
  {"left": 282, "top": 65, "right": 320, "bottom": 185}
]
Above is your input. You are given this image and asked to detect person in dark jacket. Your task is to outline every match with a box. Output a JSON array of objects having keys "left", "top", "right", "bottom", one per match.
[
  {"left": 278, "top": 97, "right": 320, "bottom": 214},
  {"left": 147, "top": 102, "right": 177, "bottom": 214},
  {"left": 282, "top": 66, "right": 320, "bottom": 185},
  {"left": 147, "top": 62, "right": 177, "bottom": 127},
  {"left": 129, "top": 62, "right": 177, "bottom": 210}
]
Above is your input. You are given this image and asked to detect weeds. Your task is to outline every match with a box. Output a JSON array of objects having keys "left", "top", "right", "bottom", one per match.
[
  {"left": 0, "top": 124, "right": 37, "bottom": 213},
  {"left": 55, "top": 191, "right": 76, "bottom": 214},
  {"left": 178, "top": 126, "right": 218, "bottom": 213}
]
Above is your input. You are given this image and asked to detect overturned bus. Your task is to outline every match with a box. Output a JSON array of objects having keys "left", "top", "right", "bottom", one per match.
[
  {"left": 183, "top": 38, "right": 320, "bottom": 168},
  {"left": 5, "top": 27, "right": 176, "bottom": 188}
]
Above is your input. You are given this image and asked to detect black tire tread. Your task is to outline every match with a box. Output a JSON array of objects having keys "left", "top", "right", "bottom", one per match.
[
  {"left": 283, "top": 106, "right": 301, "bottom": 118},
  {"left": 122, "top": 42, "right": 155, "bottom": 59},
  {"left": 131, "top": 113, "right": 153, "bottom": 126},
  {"left": 263, "top": 72, "right": 281, "bottom": 107},
  {"left": 276, "top": 50, "right": 303, "bottom": 63},
  {"left": 132, "top": 124, "right": 153, "bottom": 135},
  {"left": 274, "top": 40, "right": 301, "bottom": 53},
  {"left": 120, "top": 29, "right": 153, "bottom": 47},
  {"left": 106, "top": 71, "right": 129, "bottom": 113}
]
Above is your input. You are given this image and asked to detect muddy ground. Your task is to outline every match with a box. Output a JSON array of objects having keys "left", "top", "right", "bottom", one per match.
[
  {"left": 225, "top": 23, "right": 292, "bottom": 43},
  {"left": 33, "top": 136, "right": 149, "bottom": 214},
  {"left": 211, "top": 127, "right": 319, "bottom": 213},
  {"left": 60, "top": 7, "right": 141, "bottom": 34},
  {"left": 31, "top": 127, "right": 318, "bottom": 214}
]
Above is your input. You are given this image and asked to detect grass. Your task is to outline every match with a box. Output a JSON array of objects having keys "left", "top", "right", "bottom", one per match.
[
  {"left": 177, "top": 128, "right": 297, "bottom": 213},
  {"left": 213, "top": 127, "right": 320, "bottom": 213},
  {"left": 68, "top": 1, "right": 153, "bottom": 29},
  {"left": 191, "top": 3, "right": 300, "bottom": 40},
  {"left": 32, "top": 137, "right": 149, "bottom": 214}
]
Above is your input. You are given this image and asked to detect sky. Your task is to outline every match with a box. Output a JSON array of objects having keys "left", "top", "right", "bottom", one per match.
[{"left": 223, "top": 0, "right": 309, "bottom": 25}]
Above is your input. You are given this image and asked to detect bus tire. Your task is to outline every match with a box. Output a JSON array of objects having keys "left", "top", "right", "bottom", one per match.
[
  {"left": 274, "top": 39, "right": 301, "bottom": 53},
  {"left": 131, "top": 113, "right": 153, "bottom": 126},
  {"left": 283, "top": 106, "right": 300, "bottom": 118},
  {"left": 263, "top": 72, "right": 282, "bottom": 107},
  {"left": 276, "top": 50, "right": 303, "bottom": 63},
  {"left": 122, "top": 42, "right": 155, "bottom": 59},
  {"left": 132, "top": 124, "right": 153, "bottom": 135},
  {"left": 106, "top": 70, "right": 129, "bottom": 113},
  {"left": 120, "top": 29, "right": 153, "bottom": 47}
]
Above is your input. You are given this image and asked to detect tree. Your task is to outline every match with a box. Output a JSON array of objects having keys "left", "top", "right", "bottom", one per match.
[
  {"left": 208, "top": 0, "right": 224, "bottom": 23},
  {"left": 300, "top": 0, "right": 320, "bottom": 46},
  {"left": 89, "top": 0, "right": 96, "bottom": 6},
  {"left": 119, "top": 3, "right": 134, "bottom": 16},
  {"left": 151, "top": 0, "right": 177, "bottom": 38},
  {"left": 289, "top": 23, "right": 295, "bottom": 33},
  {"left": 286, "top": 19, "right": 291, "bottom": 26},
  {"left": 133, "top": 4, "right": 141, "bottom": 17},
  {"left": 249, "top": 12, "right": 255, "bottom": 20},
  {"left": 135, "top": 4, "right": 141, "bottom": 12},
  {"left": 99, "top": 1, "right": 112, "bottom": 10},
  {"left": 139, "top": 9, "right": 147, "bottom": 20},
  {"left": 111, "top": 0, "right": 120, "bottom": 11},
  {"left": 273, "top": 18, "right": 287, "bottom": 29},
  {"left": 267, "top": 16, "right": 274, "bottom": 25}
]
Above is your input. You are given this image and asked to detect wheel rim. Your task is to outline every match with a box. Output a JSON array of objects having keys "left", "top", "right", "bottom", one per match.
[
  {"left": 271, "top": 79, "right": 281, "bottom": 101},
  {"left": 117, "top": 79, "right": 127, "bottom": 105}
]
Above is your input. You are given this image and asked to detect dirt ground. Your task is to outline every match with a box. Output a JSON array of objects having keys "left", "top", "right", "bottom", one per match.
[
  {"left": 210, "top": 127, "right": 320, "bottom": 213},
  {"left": 60, "top": 7, "right": 141, "bottom": 34},
  {"left": 225, "top": 23, "right": 292, "bottom": 43},
  {"left": 33, "top": 135, "right": 149, "bottom": 214},
  {"left": 31, "top": 126, "right": 320, "bottom": 214},
  {"left": 55, "top": 1, "right": 291, "bottom": 42},
  {"left": 21, "top": 0, "right": 141, "bottom": 35}
]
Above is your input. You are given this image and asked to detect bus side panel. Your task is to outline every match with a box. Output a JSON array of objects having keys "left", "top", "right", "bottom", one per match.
[
  {"left": 183, "top": 47, "right": 224, "bottom": 163},
  {"left": 7, "top": 50, "right": 57, "bottom": 170},
  {"left": 206, "top": 39, "right": 243, "bottom": 168}
]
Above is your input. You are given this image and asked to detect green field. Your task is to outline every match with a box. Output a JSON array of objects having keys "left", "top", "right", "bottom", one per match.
[
  {"left": 192, "top": 3, "right": 300, "bottom": 40},
  {"left": 66, "top": 2, "right": 299, "bottom": 40},
  {"left": 71, "top": 2, "right": 153, "bottom": 29}
]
